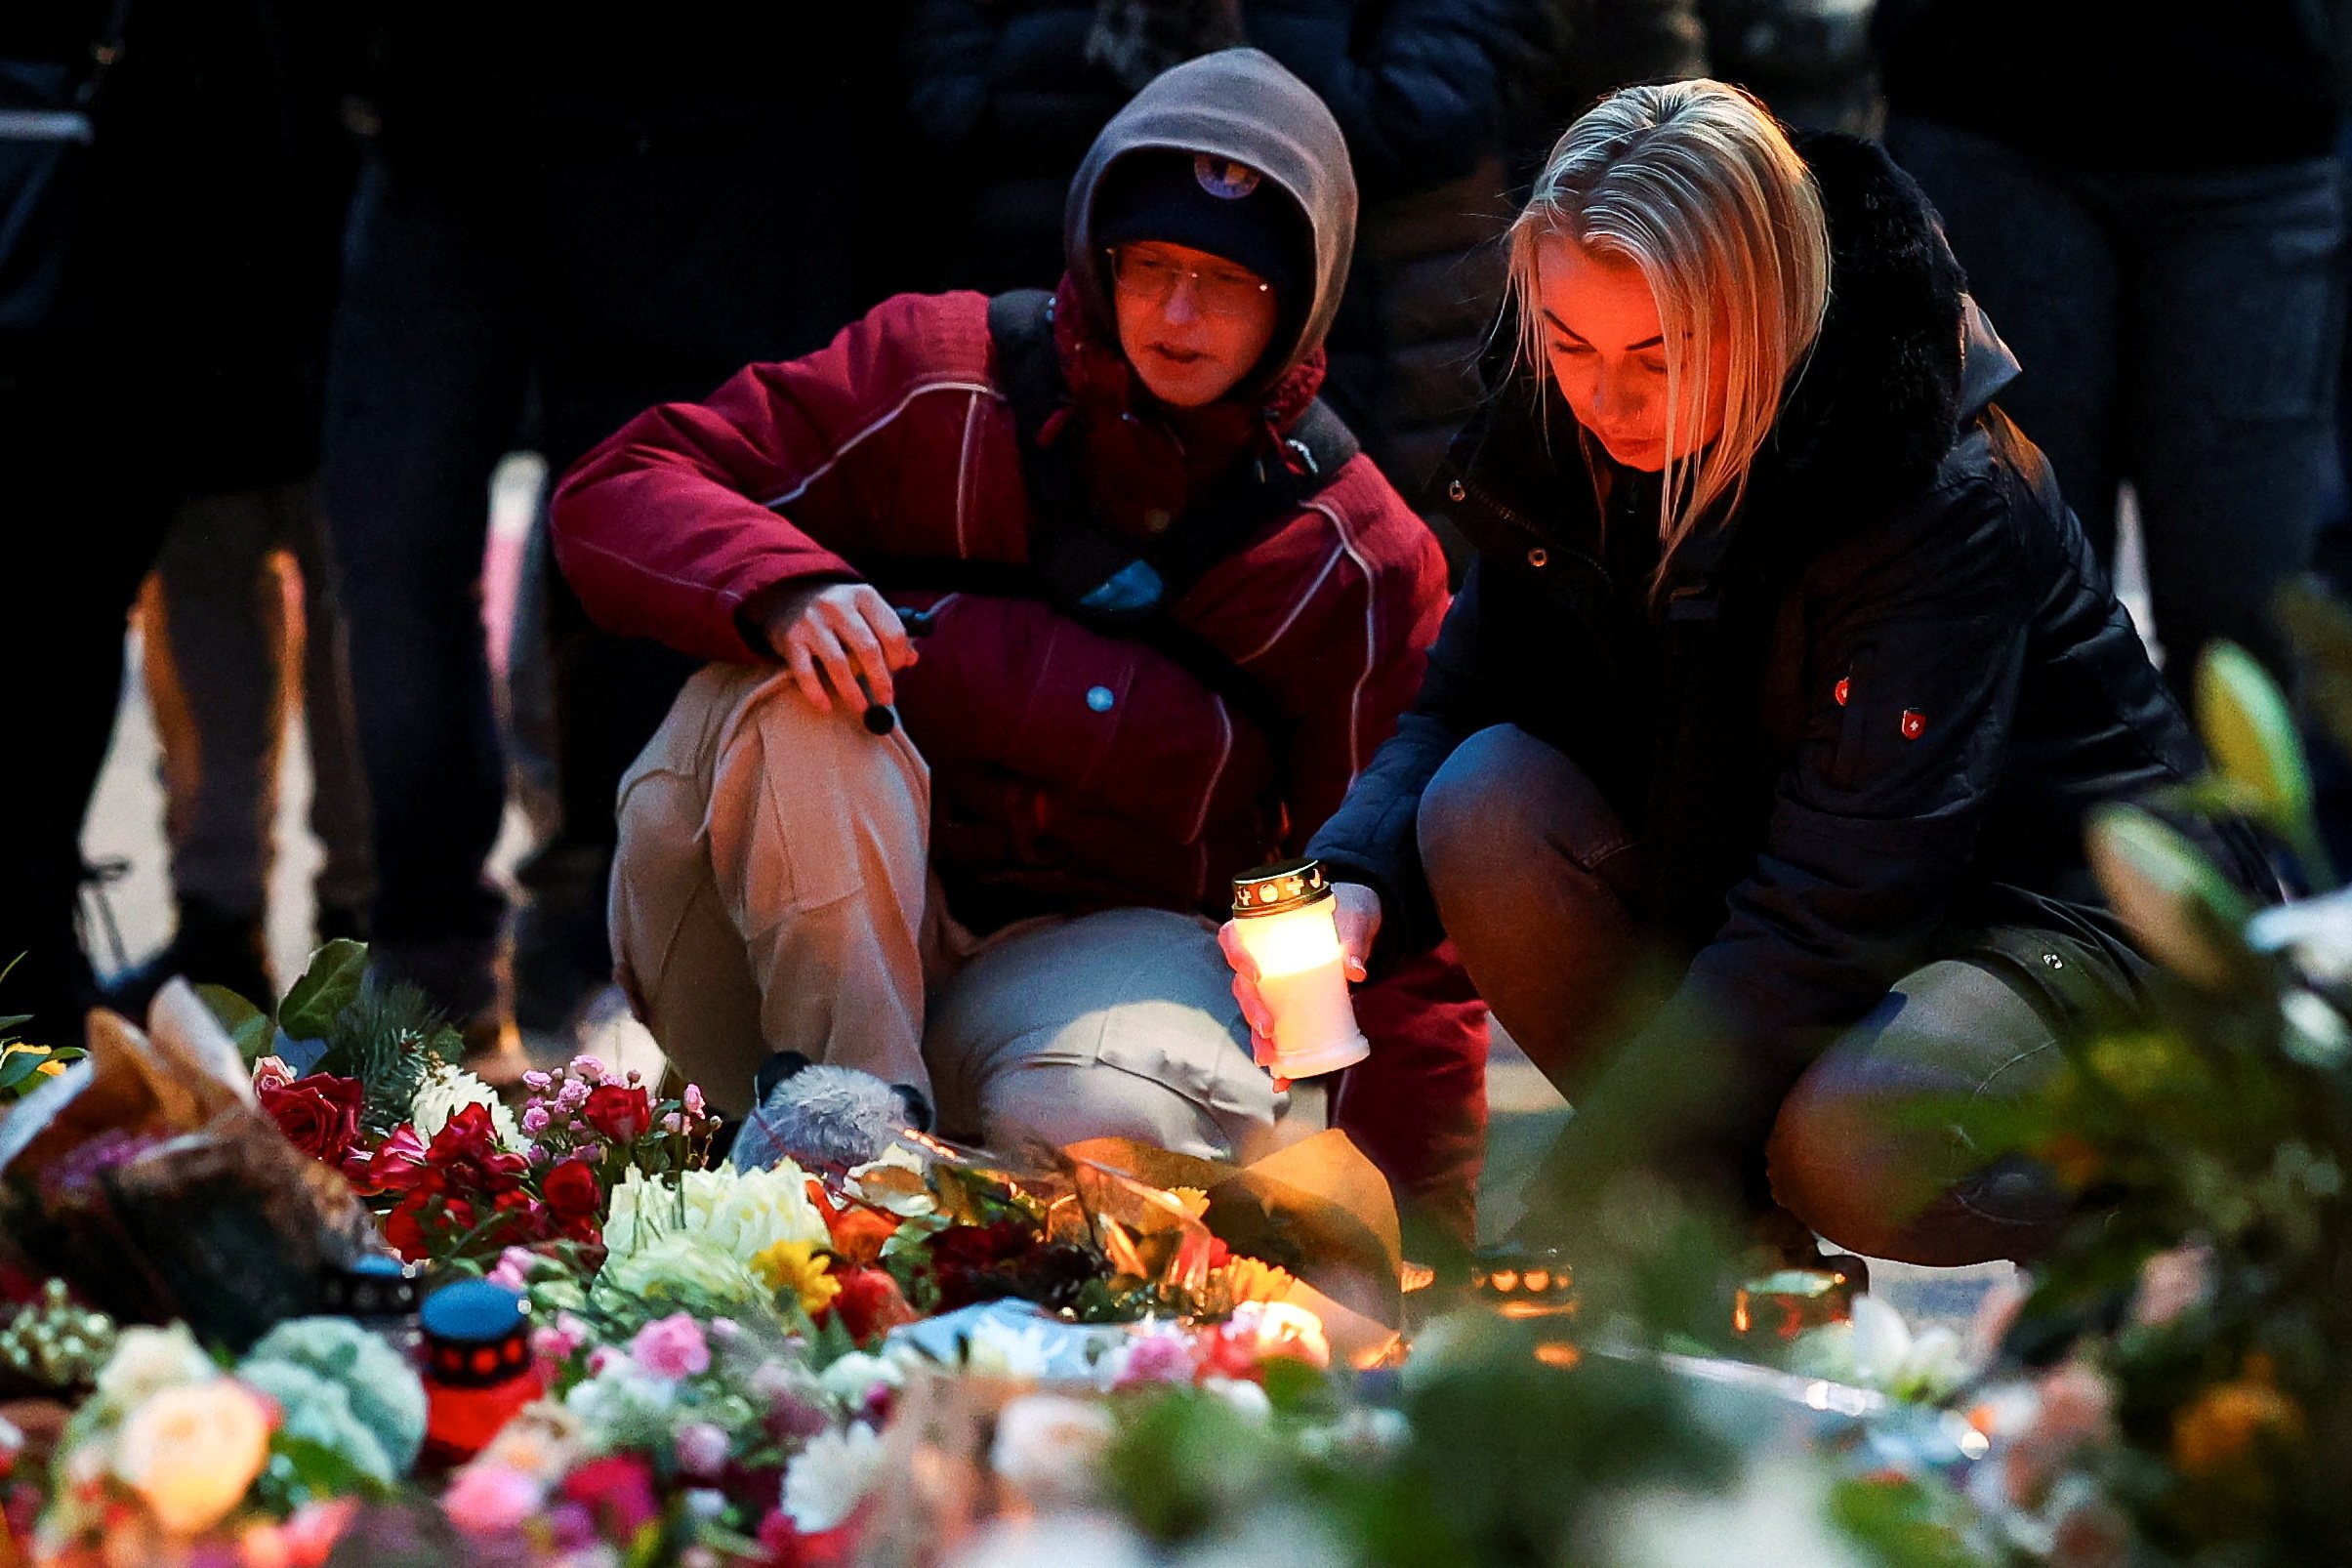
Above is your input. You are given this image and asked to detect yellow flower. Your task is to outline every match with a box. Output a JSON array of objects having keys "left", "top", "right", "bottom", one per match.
[
  {"left": 2171, "top": 1354, "right": 2304, "bottom": 1477},
  {"left": 1209, "top": 1255, "right": 1296, "bottom": 1307},
  {"left": 751, "top": 1239, "right": 842, "bottom": 1318}
]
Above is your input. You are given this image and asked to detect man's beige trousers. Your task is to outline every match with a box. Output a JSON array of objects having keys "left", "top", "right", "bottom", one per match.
[{"left": 610, "top": 663, "right": 1296, "bottom": 1162}]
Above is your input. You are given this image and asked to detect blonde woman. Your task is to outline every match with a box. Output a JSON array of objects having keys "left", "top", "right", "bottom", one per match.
[{"left": 1226, "top": 81, "right": 2273, "bottom": 1266}]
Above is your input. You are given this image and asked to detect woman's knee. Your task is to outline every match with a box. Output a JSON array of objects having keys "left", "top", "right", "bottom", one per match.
[
  {"left": 1767, "top": 963, "right": 2068, "bottom": 1265},
  {"left": 1420, "top": 725, "right": 1604, "bottom": 887}
]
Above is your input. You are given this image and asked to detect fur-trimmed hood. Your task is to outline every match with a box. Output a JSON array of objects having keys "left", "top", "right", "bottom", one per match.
[{"left": 1447, "top": 130, "right": 2010, "bottom": 564}]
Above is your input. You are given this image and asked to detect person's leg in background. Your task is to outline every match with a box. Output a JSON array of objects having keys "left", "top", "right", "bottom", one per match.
[
  {"left": 515, "top": 107, "right": 886, "bottom": 1036},
  {"left": 0, "top": 362, "right": 173, "bottom": 1040},
  {"left": 2121, "top": 156, "right": 2345, "bottom": 705},
  {"left": 281, "top": 480, "right": 377, "bottom": 947},
  {"left": 320, "top": 153, "right": 533, "bottom": 1068},
  {"left": 131, "top": 487, "right": 293, "bottom": 1005},
  {"left": 1881, "top": 118, "right": 2127, "bottom": 564},
  {"left": 2309, "top": 124, "right": 2352, "bottom": 872}
]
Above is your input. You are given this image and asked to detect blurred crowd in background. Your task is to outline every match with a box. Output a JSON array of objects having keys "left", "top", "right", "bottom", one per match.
[{"left": 5, "top": 0, "right": 2349, "bottom": 1068}]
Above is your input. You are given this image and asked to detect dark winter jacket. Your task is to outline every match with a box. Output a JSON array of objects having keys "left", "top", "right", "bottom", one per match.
[
  {"left": 1876, "top": 0, "right": 2342, "bottom": 173},
  {"left": 900, "top": 0, "right": 1536, "bottom": 502},
  {"left": 1308, "top": 133, "right": 2275, "bottom": 1073},
  {"left": 4, "top": 0, "right": 356, "bottom": 491}
]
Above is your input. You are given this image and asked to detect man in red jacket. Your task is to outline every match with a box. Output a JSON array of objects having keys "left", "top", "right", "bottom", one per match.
[{"left": 552, "top": 50, "right": 1488, "bottom": 1251}]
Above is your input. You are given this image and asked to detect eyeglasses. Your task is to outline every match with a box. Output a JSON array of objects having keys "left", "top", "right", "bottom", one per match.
[{"left": 1105, "top": 246, "right": 1271, "bottom": 318}]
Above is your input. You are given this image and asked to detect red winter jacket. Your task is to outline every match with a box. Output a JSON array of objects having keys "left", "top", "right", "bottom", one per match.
[
  {"left": 555, "top": 286, "right": 1453, "bottom": 917},
  {"left": 554, "top": 286, "right": 1493, "bottom": 1240}
]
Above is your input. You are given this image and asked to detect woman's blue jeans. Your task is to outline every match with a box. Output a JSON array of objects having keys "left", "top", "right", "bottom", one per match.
[{"left": 1418, "top": 724, "right": 2082, "bottom": 1265}]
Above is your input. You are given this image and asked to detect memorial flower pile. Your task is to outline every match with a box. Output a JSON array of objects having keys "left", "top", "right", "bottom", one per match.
[{"left": 8, "top": 605, "right": 2352, "bottom": 1565}]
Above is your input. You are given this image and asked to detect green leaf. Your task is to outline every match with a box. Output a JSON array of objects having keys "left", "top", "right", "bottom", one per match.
[
  {"left": 2086, "top": 805, "right": 2258, "bottom": 990},
  {"left": 197, "top": 983, "right": 277, "bottom": 1063},
  {"left": 0, "top": 1050, "right": 45, "bottom": 1093},
  {"left": 0, "top": 1012, "right": 30, "bottom": 1034},
  {"left": 2197, "top": 640, "right": 2333, "bottom": 888},
  {"left": 277, "top": 938, "right": 370, "bottom": 1040}
]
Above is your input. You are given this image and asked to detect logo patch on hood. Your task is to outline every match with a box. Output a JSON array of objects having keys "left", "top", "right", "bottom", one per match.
[{"left": 1194, "top": 154, "right": 1261, "bottom": 200}]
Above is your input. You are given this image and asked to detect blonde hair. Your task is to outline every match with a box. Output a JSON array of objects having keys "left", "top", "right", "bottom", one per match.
[{"left": 1506, "top": 80, "right": 1830, "bottom": 570}]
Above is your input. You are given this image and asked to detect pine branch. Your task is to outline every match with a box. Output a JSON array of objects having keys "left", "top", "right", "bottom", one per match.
[{"left": 312, "top": 980, "right": 450, "bottom": 1137}]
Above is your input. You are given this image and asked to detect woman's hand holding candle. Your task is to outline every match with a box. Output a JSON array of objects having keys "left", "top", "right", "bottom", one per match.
[{"left": 1219, "top": 881, "right": 1382, "bottom": 1088}]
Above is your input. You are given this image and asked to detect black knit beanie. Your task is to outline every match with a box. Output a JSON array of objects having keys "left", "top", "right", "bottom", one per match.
[{"left": 1093, "top": 148, "right": 1312, "bottom": 309}]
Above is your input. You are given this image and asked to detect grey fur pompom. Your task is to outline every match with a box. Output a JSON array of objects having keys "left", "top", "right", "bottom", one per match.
[{"left": 729, "top": 1061, "right": 906, "bottom": 1173}]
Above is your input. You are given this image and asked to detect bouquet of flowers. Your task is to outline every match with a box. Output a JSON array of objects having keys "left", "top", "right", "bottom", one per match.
[{"left": 0, "top": 981, "right": 380, "bottom": 1351}]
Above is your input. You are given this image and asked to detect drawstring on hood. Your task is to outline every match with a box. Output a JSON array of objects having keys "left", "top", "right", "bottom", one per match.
[{"left": 1041, "top": 48, "right": 1358, "bottom": 539}]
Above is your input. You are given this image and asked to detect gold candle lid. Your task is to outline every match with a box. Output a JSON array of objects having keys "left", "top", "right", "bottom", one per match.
[{"left": 1232, "top": 857, "right": 1330, "bottom": 917}]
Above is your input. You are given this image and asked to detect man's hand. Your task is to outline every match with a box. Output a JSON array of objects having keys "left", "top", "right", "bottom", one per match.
[
  {"left": 1217, "top": 881, "right": 1382, "bottom": 1089},
  {"left": 759, "top": 582, "right": 918, "bottom": 713}
]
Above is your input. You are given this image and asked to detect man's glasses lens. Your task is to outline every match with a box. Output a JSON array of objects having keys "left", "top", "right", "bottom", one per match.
[{"left": 1109, "top": 249, "right": 1269, "bottom": 317}]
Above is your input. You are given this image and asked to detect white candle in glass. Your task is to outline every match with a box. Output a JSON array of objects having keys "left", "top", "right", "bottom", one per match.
[{"left": 1230, "top": 859, "right": 1370, "bottom": 1078}]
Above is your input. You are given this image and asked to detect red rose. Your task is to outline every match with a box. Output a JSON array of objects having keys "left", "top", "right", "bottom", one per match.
[
  {"left": 260, "top": 1075, "right": 366, "bottom": 1166},
  {"left": 827, "top": 1265, "right": 918, "bottom": 1346},
  {"left": 561, "top": 1454, "right": 658, "bottom": 1539},
  {"left": 542, "top": 1158, "right": 600, "bottom": 1218},
  {"left": 760, "top": 1508, "right": 860, "bottom": 1568},
  {"left": 581, "top": 1084, "right": 652, "bottom": 1143},
  {"left": 432, "top": 1103, "right": 529, "bottom": 1180},
  {"left": 365, "top": 1125, "right": 430, "bottom": 1193}
]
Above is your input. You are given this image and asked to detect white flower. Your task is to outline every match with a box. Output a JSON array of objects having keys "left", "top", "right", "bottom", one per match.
[
  {"left": 965, "top": 1315, "right": 1062, "bottom": 1380},
  {"left": 412, "top": 1062, "right": 523, "bottom": 1149},
  {"left": 563, "top": 1361, "right": 681, "bottom": 1431},
  {"left": 1789, "top": 1294, "right": 1968, "bottom": 1403},
  {"left": 1199, "top": 1377, "right": 1271, "bottom": 1422},
  {"left": 782, "top": 1422, "right": 886, "bottom": 1533},
  {"left": 818, "top": 1351, "right": 904, "bottom": 1409},
  {"left": 945, "top": 1512, "right": 1155, "bottom": 1568},
  {"left": 94, "top": 1324, "right": 216, "bottom": 1414},
  {"left": 604, "top": 1164, "right": 828, "bottom": 1262},
  {"left": 988, "top": 1394, "right": 1115, "bottom": 1505},
  {"left": 1600, "top": 1455, "right": 1868, "bottom": 1568}
]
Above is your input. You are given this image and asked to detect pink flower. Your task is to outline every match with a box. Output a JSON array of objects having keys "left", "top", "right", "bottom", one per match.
[
  {"left": 442, "top": 1463, "right": 541, "bottom": 1535},
  {"left": 1114, "top": 1331, "right": 1197, "bottom": 1387},
  {"left": 567, "top": 1054, "right": 608, "bottom": 1082},
  {"left": 251, "top": 1055, "right": 295, "bottom": 1093},
  {"left": 675, "top": 1421, "right": 730, "bottom": 1478},
  {"left": 557, "top": 1078, "right": 592, "bottom": 1109},
  {"left": 630, "top": 1312, "right": 711, "bottom": 1380},
  {"left": 683, "top": 1085, "right": 707, "bottom": 1117},
  {"left": 521, "top": 1070, "right": 552, "bottom": 1091},
  {"left": 486, "top": 1247, "right": 538, "bottom": 1292},
  {"left": 547, "top": 1501, "right": 598, "bottom": 1550},
  {"left": 531, "top": 1309, "right": 591, "bottom": 1364},
  {"left": 521, "top": 1104, "right": 552, "bottom": 1135}
]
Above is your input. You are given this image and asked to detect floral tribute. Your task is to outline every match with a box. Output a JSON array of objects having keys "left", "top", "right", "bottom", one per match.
[{"left": 9, "top": 600, "right": 2352, "bottom": 1568}]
